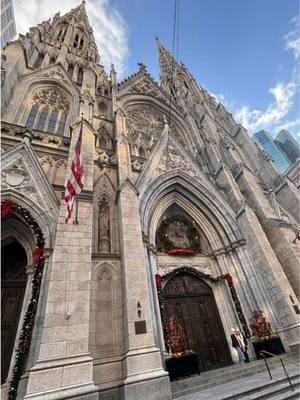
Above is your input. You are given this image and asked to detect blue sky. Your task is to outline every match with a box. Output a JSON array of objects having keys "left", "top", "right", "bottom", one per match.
[{"left": 14, "top": 0, "right": 299, "bottom": 139}]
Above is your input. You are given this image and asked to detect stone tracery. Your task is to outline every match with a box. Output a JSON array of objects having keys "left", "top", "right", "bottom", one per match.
[{"left": 32, "top": 88, "right": 69, "bottom": 112}]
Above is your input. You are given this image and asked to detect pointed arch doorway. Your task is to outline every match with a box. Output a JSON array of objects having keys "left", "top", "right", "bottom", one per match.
[
  {"left": 1, "top": 238, "right": 27, "bottom": 384},
  {"left": 163, "top": 271, "right": 232, "bottom": 371}
]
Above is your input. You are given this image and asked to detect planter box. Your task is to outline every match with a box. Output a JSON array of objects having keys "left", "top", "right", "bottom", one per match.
[
  {"left": 252, "top": 337, "right": 285, "bottom": 359},
  {"left": 165, "top": 353, "right": 200, "bottom": 381}
]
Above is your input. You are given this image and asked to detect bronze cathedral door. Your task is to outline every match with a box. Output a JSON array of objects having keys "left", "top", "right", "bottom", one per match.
[
  {"left": 163, "top": 272, "right": 231, "bottom": 371},
  {"left": 1, "top": 240, "right": 27, "bottom": 384}
]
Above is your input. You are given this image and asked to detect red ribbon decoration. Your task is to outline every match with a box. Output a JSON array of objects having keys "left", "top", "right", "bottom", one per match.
[
  {"left": 155, "top": 274, "right": 162, "bottom": 288},
  {"left": 164, "top": 248, "right": 195, "bottom": 256},
  {"left": 1, "top": 200, "right": 13, "bottom": 219},
  {"left": 224, "top": 272, "right": 233, "bottom": 285},
  {"left": 33, "top": 247, "right": 43, "bottom": 265}
]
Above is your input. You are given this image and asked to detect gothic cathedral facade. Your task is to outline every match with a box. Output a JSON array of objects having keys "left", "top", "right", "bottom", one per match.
[{"left": 1, "top": 2, "right": 299, "bottom": 400}]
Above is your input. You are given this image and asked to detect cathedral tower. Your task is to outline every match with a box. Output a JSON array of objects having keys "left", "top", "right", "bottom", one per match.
[{"left": 1, "top": 2, "right": 299, "bottom": 400}]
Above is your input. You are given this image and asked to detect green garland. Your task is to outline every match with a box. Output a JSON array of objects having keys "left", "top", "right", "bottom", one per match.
[
  {"left": 157, "top": 214, "right": 201, "bottom": 252},
  {"left": 1, "top": 201, "right": 45, "bottom": 400}
]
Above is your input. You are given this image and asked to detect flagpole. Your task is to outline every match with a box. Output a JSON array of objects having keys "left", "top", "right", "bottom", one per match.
[
  {"left": 73, "top": 114, "right": 84, "bottom": 226},
  {"left": 74, "top": 195, "right": 79, "bottom": 225}
]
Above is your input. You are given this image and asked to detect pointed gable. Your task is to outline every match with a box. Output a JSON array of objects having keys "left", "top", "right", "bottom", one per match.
[{"left": 1, "top": 140, "right": 59, "bottom": 219}]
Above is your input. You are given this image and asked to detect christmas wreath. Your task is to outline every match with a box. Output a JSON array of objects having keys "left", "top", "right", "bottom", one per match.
[{"left": 157, "top": 214, "right": 201, "bottom": 254}]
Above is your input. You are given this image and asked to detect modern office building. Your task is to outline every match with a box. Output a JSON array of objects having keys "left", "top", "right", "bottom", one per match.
[
  {"left": 275, "top": 129, "right": 300, "bottom": 164},
  {"left": 1, "top": 0, "right": 17, "bottom": 48},
  {"left": 252, "top": 130, "right": 290, "bottom": 172}
]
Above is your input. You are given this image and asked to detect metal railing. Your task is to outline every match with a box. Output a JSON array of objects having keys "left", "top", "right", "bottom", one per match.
[{"left": 260, "top": 350, "right": 295, "bottom": 392}]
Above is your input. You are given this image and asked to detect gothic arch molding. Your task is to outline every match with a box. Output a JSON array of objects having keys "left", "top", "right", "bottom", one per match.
[
  {"left": 1, "top": 190, "right": 55, "bottom": 248},
  {"left": 121, "top": 95, "right": 188, "bottom": 133},
  {"left": 140, "top": 169, "right": 243, "bottom": 252},
  {"left": 93, "top": 261, "right": 119, "bottom": 281},
  {"left": 4, "top": 66, "right": 80, "bottom": 127},
  {"left": 1, "top": 218, "right": 36, "bottom": 266},
  {"left": 93, "top": 172, "right": 118, "bottom": 254},
  {"left": 161, "top": 266, "right": 218, "bottom": 290}
]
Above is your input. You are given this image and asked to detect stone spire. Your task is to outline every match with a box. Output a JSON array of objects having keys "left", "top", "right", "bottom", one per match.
[{"left": 156, "top": 37, "right": 180, "bottom": 91}]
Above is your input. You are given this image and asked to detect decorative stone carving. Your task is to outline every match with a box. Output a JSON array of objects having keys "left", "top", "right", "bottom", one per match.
[
  {"left": 32, "top": 88, "right": 69, "bottom": 111},
  {"left": 127, "top": 105, "right": 165, "bottom": 140},
  {"left": 157, "top": 262, "right": 213, "bottom": 276},
  {"left": 98, "top": 196, "right": 110, "bottom": 253},
  {"left": 129, "top": 76, "right": 166, "bottom": 103},
  {"left": 97, "top": 151, "right": 110, "bottom": 169},
  {"left": 41, "top": 135, "right": 63, "bottom": 146},
  {"left": 131, "top": 159, "right": 143, "bottom": 171},
  {"left": 1, "top": 159, "right": 40, "bottom": 204}
]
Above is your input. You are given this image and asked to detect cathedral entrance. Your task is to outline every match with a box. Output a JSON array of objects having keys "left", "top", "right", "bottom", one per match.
[
  {"left": 163, "top": 272, "right": 232, "bottom": 371},
  {"left": 1, "top": 239, "right": 27, "bottom": 384}
]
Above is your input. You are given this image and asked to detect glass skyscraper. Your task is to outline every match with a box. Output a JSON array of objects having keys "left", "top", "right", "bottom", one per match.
[
  {"left": 1, "top": 0, "right": 17, "bottom": 48},
  {"left": 252, "top": 130, "right": 290, "bottom": 172},
  {"left": 274, "top": 129, "right": 300, "bottom": 164}
]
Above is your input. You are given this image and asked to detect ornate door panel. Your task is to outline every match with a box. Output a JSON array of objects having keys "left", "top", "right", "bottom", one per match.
[
  {"left": 163, "top": 273, "right": 231, "bottom": 371},
  {"left": 1, "top": 284, "right": 26, "bottom": 383}
]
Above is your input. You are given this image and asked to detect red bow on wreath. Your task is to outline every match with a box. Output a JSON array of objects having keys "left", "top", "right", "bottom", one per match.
[
  {"left": 224, "top": 272, "right": 233, "bottom": 285},
  {"left": 155, "top": 274, "right": 162, "bottom": 288},
  {"left": 1, "top": 200, "right": 13, "bottom": 219},
  {"left": 33, "top": 247, "right": 43, "bottom": 265}
]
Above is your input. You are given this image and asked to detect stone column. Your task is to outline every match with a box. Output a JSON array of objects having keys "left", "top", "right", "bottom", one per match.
[
  {"left": 24, "top": 119, "right": 97, "bottom": 400},
  {"left": 144, "top": 244, "right": 166, "bottom": 352},
  {"left": 115, "top": 111, "right": 171, "bottom": 400}
]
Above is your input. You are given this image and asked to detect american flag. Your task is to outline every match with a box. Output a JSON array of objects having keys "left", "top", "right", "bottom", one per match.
[{"left": 64, "top": 118, "right": 84, "bottom": 223}]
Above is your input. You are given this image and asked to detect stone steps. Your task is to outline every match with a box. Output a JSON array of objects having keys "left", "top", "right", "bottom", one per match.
[
  {"left": 225, "top": 375, "right": 299, "bottom": 400},
  {"left": 171, "top": 356, "right": 299, "bottom": 400},
  {"left": 171, "top": 357, "right": 284, "bottom": 397}
]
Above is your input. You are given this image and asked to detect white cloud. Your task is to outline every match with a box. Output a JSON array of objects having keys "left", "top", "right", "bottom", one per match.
[
  {"left": 234, "top": 81, "right": 298, "bottom": 132},
  {"left": 284, "top": 16, "right": 300, "bottom": 60},
  {"left": 13, "top": 0, "right": 129, "bottom": 76},
  {"left": 210, "top": 92, "right": 235, "bottom": 110},
  {"left": 234, "top": 17, "right": 300, "bottom": 136}
]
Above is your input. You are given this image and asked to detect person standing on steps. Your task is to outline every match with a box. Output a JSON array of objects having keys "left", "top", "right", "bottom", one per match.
[
  {"left": 236, "top": 327, "right": 250, "bottom": 363},
  {"left": 231, "top": 328, "right": 246, "bottom": 364}
]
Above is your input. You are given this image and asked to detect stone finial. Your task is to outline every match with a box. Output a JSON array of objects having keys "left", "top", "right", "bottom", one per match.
[{"left": 138, "top": 62, "right": 147, "bottom": 72}]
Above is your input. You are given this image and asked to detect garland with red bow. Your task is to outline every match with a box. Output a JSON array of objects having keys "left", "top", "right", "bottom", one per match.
[
  {"left": 1, "top": 200, "right": 45, "bottom": 400},
  {"left": 223, "top": 272, "right": 250, "bottom": 338}
]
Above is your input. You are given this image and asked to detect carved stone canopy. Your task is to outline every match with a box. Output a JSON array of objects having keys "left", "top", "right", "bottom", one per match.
[{"left": 32, "top": 88, "right": 70, "bottom": 112}]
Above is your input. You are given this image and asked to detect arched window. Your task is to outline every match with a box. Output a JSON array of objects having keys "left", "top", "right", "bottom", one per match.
[
  {"left": 67, "top": 64, "right": 74, "bottom": 78},
  {"left": 25, "top": 105, "right": 38, "bottom": 127},
  {"left": 34, "top": 54, "right": 44, "bottom": 69},
  {"left": 47, "top": 111, "right": 58, "bottom": 133},
  {"left": 36, "top": 108, "right": 48, "bottom": 131},
  {"left": 79, "top": 38, "right": 84, "bottom": 49},
  {"left": 77, "top": 68, "right": 83, "bottom": 85},
  {"left": 73, "top": 34, "right": 79, "bottom": 48},
  {"left": 57, "top": 113, "right": 67, "bottom": 136}
]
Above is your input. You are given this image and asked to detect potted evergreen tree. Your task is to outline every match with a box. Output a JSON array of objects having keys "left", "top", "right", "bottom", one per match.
[{"left": 250, "top": 310, "right": 285, "bottom": 358}]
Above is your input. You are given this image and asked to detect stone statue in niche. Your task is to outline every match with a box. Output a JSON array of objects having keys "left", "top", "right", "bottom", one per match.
[{"left": 98, "top": 196, "right": 110, "bottom": 252}]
